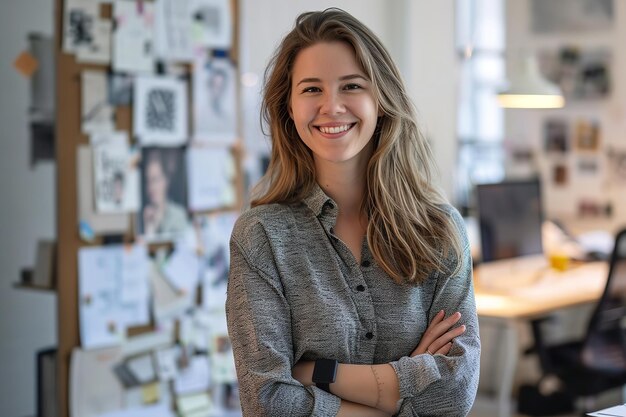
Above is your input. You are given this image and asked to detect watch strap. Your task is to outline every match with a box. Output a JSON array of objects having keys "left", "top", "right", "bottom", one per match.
[
  {"left": 316, "top": 382, "right": 331, "bottom": 393},
  {"left": 312, "top": 358, "right": 338, "bottom": 393}
]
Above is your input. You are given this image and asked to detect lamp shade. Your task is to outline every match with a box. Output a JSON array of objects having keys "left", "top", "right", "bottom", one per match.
[{"left": 498, "top": 55, "right": 564, "bottom": 109}]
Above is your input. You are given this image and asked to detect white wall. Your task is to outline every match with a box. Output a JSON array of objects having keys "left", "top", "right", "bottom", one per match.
[
  {"left": 0, "top": 0, "right": 57, "bottom": 416},
  {"left": 239, "top": 0, "right": 459, "bottom": 200},
  {"left": 404, "top": 1, "right": 459, "bottom": 199}
]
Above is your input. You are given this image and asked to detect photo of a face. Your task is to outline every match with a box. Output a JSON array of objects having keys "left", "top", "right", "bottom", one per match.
[{"left": 139, "top": 147, "right": 189, "bottom": 242}]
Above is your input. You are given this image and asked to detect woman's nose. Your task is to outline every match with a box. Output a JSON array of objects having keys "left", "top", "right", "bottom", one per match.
[{"left": 319, "top": 92, "right": 345, "bottom": 115}]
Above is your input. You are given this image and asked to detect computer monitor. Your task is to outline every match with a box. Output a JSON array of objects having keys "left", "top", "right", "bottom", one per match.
[{"left": 476, "top": 179, "right": 544, "bottom": 262}]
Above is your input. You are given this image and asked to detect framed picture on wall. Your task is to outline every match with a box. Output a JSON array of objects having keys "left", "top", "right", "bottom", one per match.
[
  {"left": 531, "top": 0, "right": 614, "bottom": 33},
  {"left": 538, "top": 47, "right": 611, "bottom": 101}
]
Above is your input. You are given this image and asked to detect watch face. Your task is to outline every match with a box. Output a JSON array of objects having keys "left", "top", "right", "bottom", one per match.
[{"left": 312, "top": 359, "right": 338, "bottom": 383}]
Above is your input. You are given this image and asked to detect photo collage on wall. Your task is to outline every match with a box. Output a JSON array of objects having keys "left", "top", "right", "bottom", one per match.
[
  {"left": 532, "top": 0, "right": 619, "bottom": 219},
  {"left": 63, "top": 0, "right": 241, "bottom": 415}
]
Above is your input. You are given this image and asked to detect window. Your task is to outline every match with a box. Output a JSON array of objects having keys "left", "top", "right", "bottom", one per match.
[{"left": 455, "top": 0, "right": 506, "bottom": 211}]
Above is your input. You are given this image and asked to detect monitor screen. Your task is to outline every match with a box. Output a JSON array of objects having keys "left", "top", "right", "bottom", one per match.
[{"left": 476, "top": 179, "right": 544, "bottom": 262}]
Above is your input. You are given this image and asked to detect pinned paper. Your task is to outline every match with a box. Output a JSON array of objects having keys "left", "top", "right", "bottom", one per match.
[
  {"left": 192, "top": 54, "right": 237, "bottom": 145},
  {"left": 155, "top": 346, "right": 180, "bottom": 381},
  {"left": 113, "top": 0, "right": 155, "bottom": 73},
  {"left": 176, "top": 392, "right": 213, "bottom": 416},
  {"left": 13, "top": 51, "right": 39, "bottom": 77},
  {"left": 63, "top": 0, "right": 111, "bottom": 63},
  {"left": 82, "top": 71, "right": 115, "bottom": 135},
  {"left": 154, "top": 0, "right": 194, "bottom": 61},
  {"left": 189, "top": 0, "right": 232, "bottom": 49},
  {"left": 77, "top": 146, "right": 130, "bottom": 236},
  {"left": 174, "top": 355, "right": 211, "bottom": 395},
  {"left": 141, "top": 382, "right": 160, "bottom": 404},
  {"left": 133, "top": 75, "right": 188, "bottom": 145},
  {"left": 93, "top": 139, "right": 140, "bottom": 213},
  {"left": 187, "top": 147, "right": 236, "bottom": 211},
  {"left": 78, "top": 244, "right": 150, "bottom": 349}
]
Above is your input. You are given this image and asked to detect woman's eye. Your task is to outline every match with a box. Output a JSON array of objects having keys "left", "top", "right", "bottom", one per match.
[
  {"left": 302, "top": 86, "right": 321, "bottom": 93},
  {"left": 344, "top": 83, "right": 362, "bottom": 90}
]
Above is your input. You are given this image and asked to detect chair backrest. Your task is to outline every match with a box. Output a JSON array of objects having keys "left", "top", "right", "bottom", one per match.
[{"left": 582, "top": 228, "right": 626, "bottom": 373}]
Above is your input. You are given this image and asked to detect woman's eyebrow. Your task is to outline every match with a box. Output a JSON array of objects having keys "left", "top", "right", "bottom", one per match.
[{"left": 296, "top": 74, "right": 368, "bottom": 86}]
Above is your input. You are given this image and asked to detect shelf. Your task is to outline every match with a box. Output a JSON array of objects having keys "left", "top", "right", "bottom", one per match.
[{"left": 13, "top": 269, "right": 56, "bottom": 292}]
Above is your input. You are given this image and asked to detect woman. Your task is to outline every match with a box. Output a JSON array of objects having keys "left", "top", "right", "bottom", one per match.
[
  {"left": 142, "top": 149, "right": 189, "bottom": 240},
  {"left": 226, "top": 8, "right": 480, "bottom": 416}
]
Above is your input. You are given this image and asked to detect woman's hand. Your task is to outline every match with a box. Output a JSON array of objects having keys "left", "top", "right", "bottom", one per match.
[{"left": 411, "top": 310, "right": 466, "bottom": 357}]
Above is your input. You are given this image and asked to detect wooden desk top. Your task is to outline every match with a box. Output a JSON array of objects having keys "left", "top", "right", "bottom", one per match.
[{"left": 474, "top": 262, "right": 608, "bottom": 320}]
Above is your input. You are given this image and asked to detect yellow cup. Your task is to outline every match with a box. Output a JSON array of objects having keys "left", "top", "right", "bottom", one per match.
[{"left": 549, "top": 253, "right": 570, "bottom": 271}]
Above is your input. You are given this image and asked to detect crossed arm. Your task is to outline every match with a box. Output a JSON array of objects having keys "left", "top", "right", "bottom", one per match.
[{"left": 291, "top": 311, "right": 466, "bottom": 416}]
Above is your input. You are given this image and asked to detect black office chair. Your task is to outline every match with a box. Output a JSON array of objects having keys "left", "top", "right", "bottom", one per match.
[{"left": 520, "top": 228, "right": 626, "bottom": 415}]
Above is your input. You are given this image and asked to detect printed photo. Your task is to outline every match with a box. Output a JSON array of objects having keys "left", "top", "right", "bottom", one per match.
[
  {"left": 553, "top": 164, "right": 568, "bottom": 186},
  {"left": 531, "top": 0, "right": 613, "bottom": 33},
  {"left": 543, "top": 118, "right": 569, "bottom": 153},
  {"left": 138, "top": 147, "right": 190, "bottom": 242},
  {"left": 575, "top": 119, "right": 601, "bottom": 152},
  {"left": 607, "top": 147, "right": 626, "bottom": 185},
  {"left": 93, "top": 140, "right": 140, "bottom": 213},
  {"left": 538, "top": 47, "right": 611, "bottom": 100},
  {"left": 193, "top": 53, "right": 237, "bottom": 144},
  {"left": 108, "top": 73, "right": 133, "bottom": 106}
]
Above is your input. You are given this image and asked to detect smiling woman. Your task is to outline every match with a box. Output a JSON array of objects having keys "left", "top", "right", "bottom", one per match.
[
  {"left": 289, "top": 41, "right": 379, "bottom": 168},
  {"left": 226, "top": 8, "right": 480, "bottom": 417}
]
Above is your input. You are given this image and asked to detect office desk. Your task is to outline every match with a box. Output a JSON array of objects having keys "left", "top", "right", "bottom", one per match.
[{"left": 474, "top": 262, "right": 608, "bottom": 417}]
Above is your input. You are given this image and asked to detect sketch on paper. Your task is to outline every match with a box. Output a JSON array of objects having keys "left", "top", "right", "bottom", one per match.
[
  {"left": 93, "top": 140, "right": 140, "bottom": 213},
  {"left": 113, "top": 0, "right": 155, "bottom": 73},
  {"left": 82, "top": 71, "right": 115, "bottom": 135},
  {"left": 78, "top": 244, "right": 150, "bottom": 350},
  {"left": 193, "top": 53, "right": 237, "bottom": 144},
  {"left": 190, "top": 0, "right": 232, "bottom": 49},
  {"left": 63, "top": 0, "right": 99, "bottom": 53},
  {"left": 155, "top": 0, "right": 194, "bottom": 62},
  {"left": 63, "top": 0, "right": 111, "bottom": 63},
  {"left": 77, "top": 19, "right": 111, "bottom": 64},
  {"left": 134, "top": 75, "right": 188, "bottom": 145}
]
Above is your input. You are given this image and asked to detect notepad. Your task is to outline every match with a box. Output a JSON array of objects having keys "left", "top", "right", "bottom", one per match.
[{"left": 588, "top": 404, "right": 626, "bottom": 417}]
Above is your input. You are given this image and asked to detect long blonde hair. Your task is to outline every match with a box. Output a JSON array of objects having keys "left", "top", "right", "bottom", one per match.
[{"left": 252, "top": 8, "right": 463, "bottom": 285}]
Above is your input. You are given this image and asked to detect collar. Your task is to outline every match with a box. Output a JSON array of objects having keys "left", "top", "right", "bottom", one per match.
[{"left": 303, "top": 182, "right": 337, "bottom": 218}]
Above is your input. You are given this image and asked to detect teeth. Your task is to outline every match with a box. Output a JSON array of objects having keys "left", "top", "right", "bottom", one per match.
[{"left": 319, "top": 124, "right": 351, "bottom": 134}]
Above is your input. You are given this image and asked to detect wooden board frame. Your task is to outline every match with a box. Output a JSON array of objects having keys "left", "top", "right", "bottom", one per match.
[{"left": 54, "top": 1, "right": 240, "bottom": 415}]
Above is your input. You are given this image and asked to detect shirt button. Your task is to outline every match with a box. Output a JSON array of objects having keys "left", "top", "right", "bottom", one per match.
[
  {"left": 365, "top": 332, "right": 374, "bottom": 340},
  {"left": 329, "top": 227, "right": 335, "bottom": 235},
  {"left": 325, "top": 201, "right": 335, "bottom": 210},
  {"left": 361, "top": 260, "right": 371, "bottom": 268},
  {"left": 356, "top": 285, "right": 365, "bottom": 292}
]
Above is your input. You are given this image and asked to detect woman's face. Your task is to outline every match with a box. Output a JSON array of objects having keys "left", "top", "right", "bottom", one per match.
[
  {"left": 146, "top": 159, "right": 168, "bottom": 207},
  {"left": 289, "top": 41, "right": 378, "bottom": 170}
]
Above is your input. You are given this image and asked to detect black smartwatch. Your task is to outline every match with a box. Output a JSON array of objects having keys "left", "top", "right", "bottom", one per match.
[{"left": 312, "top": 358, "right": 338, "bottom": 393}]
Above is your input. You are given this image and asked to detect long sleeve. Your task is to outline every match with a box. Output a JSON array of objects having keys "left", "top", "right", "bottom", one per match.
[
  {"left": 388, "top": 209, "right": 481, "bottom": 417},
  {"left": 225, "top": 220, "right": 341, "bottom": 417}
]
